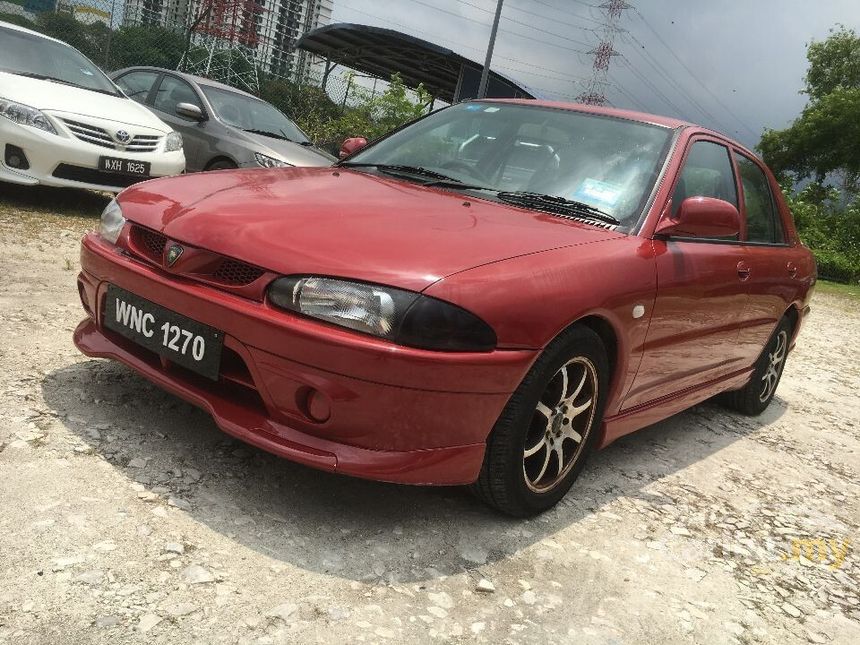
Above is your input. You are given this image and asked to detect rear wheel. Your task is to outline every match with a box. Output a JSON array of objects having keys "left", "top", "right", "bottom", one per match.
[
  {"left": 471, "top": 326, "right": 609, "bottom": 517},
  {"left": 721, "top": 317, "right": 792, "bottom": 415}
]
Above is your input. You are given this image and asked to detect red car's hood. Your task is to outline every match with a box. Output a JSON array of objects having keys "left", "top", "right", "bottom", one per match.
[{"left": 119, "top": 167, "right": 622, "bottom": 292}]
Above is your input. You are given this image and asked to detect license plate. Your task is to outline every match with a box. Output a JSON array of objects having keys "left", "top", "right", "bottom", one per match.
[
  {"left": 99, "top": 156, "right": 151, "bottom": 176},
  {"left": 103, "top": 285, "right": 223, "bottom": 380}
]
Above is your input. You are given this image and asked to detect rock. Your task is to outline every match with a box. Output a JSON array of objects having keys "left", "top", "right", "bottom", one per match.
[
  {"left": 52, "top": 555, "right": 84, "bottom": 571},
  {"left": 163, "top": 602, "right": 198, "bottom": 617},
  {"left": 137, "top": 492, "right": 158, "bottom": 502},
  {"left": 475, "top": 578, "right": 496, "bottom": 593},
  {"left": 671, "top": 526, "right": 692, "bottom": 537},
  {"left": 521, "top": 590, "right": 537, "bottom": 605},
  {"left": 806, "top": 631, "right": 828, "bottom": 643},
  {"left": 266, "top": 602, "right": 298, "bottom": 622},
  {"left": 168, "top": 497, "right": 191, "bottom": 511},
  {"left": 428, "top": 591, "right": 454, "bottom": 609},
  {"left": 163, "top": 542, "right": 185, "bottom": 555},
  {"left": 374, "top": 627, "right": 396, "bottom": 639},
  {"left": 75, "top": 570, "right": 104, "bottom": 585},
  {"left": 327, "top": 606, "right": 350, "bottom": 621},
  {"left": 127, "top": 457, "right": 148, "bottom": 469},
  {"left": 459, "top": 543, "right": 488, "bottom": 565},
  {"left": 94, "top": 615, "right": 121, "bottom": 628},
  {"left": 723, "top": 621, "right": 744, "bottom": 636},
  {"left": 646, "top": 541, "right": 666, "bottom": 551},
  {"left": 184, "top": 468, "right": 202, "bottom": 482},
  {"left": 782, "top": 602, "right": 802, "bottom": 618},
  {"left": 181, "top": 564, "right": 215, "bottom": 585},
  {"left": 138, "top": 614, "right": 161, "bottom": 633},
  {"left": 471, "top": 622, "right": 486, "bottom": 634},
  {"left": 151, "top": 507, "right": 168, "bottom": 518},
  {"left": 427, "top": 606, "right": 448, "bottom": 619}
]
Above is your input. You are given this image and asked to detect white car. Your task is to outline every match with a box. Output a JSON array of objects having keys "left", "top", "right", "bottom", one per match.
[{"left": 0, "top": 21, "right": 185, "bottom": 192}]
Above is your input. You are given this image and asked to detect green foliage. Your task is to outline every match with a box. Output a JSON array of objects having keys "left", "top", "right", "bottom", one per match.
[
  {"left": 805, "top": 25, "right": 860, "bottom": 100},
  {"left": 0, "top": 11, "right": 36, "bottom": 28},
  {"left": 109, "top": 26, "right": 186, "bottom": 71},
  {"left": 783, "top": 180, "right": 860, "bottom": 283}
]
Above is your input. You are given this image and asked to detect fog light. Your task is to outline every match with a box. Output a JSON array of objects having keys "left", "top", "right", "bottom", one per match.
[
  {"left": 304, "top": 388, "right": 331, "bottom": 423},
  {"left": 4, "top": 144, "right": 29, "bottom": 169}
]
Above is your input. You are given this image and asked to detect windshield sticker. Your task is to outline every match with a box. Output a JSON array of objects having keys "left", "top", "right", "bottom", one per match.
[
  {"left": 484, "top": 107, "right": 500, "bottom": 112},
  {"left": 464, "top": 104, "right": 482, "bottom": 111},
  {"left": 572, "top": 178, "right": 623, "bottom": 209},
  {"left": 80, "top": 69, "right": 94, "bottom": 76}
]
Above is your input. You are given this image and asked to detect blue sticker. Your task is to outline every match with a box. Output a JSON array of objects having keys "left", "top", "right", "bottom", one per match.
[
  {"left": 464, "top": 104, "right": 482, "bottom": 111},
  {"left": 571, "top": 178, "right": 623, "bottom": 209}
]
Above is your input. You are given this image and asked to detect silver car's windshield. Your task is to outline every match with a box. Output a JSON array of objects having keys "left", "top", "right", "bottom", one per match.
[
  {"left": 347, "top": 102, "right": 673, "bottom": 226},
  {"left": 200, "top": 85, "right": 310, "bottom": 144},
  {"left": 0, "top": 25, "right": 120, "bottom": 96}
]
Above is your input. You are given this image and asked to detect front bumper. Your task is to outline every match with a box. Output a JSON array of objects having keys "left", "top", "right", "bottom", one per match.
[
  {"left": 74, "top": 233, "right": 538, "bottom": 485},
  {"left": 0, "top": 118, "right": 185, "bottom": 192}
]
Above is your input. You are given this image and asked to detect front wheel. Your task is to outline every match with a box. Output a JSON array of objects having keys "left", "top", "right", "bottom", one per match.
[
  {"left": 470, "top": 326, "right": 609, "bottom": 517},
  {"left": 721, "top": 317, "right": 792, "bottom": 416}
]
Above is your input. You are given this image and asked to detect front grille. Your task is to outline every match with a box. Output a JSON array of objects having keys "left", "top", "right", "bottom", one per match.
[
  {"left": 212, "top": 259, "right": 265, "bottom": 286},
  {"left": 130, "top": 226, "right": 167, "bottom": 262},
  {"left": 61, "top": 118, "right": 161, "bottom": 152},
  {"left": 52, "top": 164, "right": 146, "bottom": 188}
]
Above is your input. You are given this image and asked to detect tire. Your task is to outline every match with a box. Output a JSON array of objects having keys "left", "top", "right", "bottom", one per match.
[
  {"left": 470, "top": 325, "right": 609, "bottom": 517},
  {"left": 206, "top": 160, "right": 237, "bottom": 171},
  {"left": 721, "top": 317, "right": 792, "bottom": 416}
]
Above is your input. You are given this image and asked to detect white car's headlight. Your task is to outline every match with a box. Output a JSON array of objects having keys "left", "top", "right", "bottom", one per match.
[
  {"left": 267, "top": 276, "right": 496, "bottom": 351},
  {"left": 164, "top": 131, "right": 183, "bottom": 152},
  {"left": 255, "top": 152, "right": 292, "bottom": 168},
  {"left": 0, "top": 97, "right": 57, "bottom": 135},
  {"left": 99, "top": 199, "right": 126, "bottom": 244}
]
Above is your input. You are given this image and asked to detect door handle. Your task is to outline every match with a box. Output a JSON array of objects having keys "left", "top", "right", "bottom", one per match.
[
  {"left": 737, "top": 261, "right": 751, "bottom": 281},
  {"left": 787, "top": 262, "right": 798, "bottom": 278}
]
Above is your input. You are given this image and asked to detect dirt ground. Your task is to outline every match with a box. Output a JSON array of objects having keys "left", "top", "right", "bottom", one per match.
[{"left": 0, "top": 185, "right": 858, "bottom": 645}]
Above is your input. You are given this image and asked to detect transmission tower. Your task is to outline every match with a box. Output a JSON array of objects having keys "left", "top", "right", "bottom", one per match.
[{"left": 578, "top": 0, "right": 632, "bottom": 106}]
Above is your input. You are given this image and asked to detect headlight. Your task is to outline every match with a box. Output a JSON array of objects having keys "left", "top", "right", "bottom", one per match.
[
  {"left": 164, "top": 131, "right": 183, "bottom": 152},
  {"left": 0, "top": 97, "right": 57, "bottom": 135},
  {"left": 99, "top": 199, "right": 126, "bottom": 244},
  {"left": 268, "top": 276, "right": 496, "bottom": 352},
  {"left": 255, "top": 152, "right": 291, "bottom": 168}
]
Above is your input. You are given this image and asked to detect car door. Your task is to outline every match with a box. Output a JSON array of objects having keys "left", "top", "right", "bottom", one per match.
[
  {"left": 732, "top": 151, "right": 797, "bottom": 364},
  {"left": 623, "top": 137, "right": 750, "bottom": 410},
  {"left": 150, "top": 74, "right": 209, "bottom": 172}
]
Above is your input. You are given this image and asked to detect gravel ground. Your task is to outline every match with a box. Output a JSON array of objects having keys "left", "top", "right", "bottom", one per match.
[{"left": 0, "top": 186, "right": 858, "bottom": 645}]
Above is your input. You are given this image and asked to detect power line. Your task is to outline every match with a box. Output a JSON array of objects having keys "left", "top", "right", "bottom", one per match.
[{"left": 634, "top": 9, "right": 758, "bottom": 138}]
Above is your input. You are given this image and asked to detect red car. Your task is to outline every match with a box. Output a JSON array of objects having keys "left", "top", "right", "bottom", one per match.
[{"left": 74, "top": 100, "right": 815, "bottom": 516}]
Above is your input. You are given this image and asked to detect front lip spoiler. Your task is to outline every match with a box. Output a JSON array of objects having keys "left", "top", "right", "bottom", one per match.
[{"left": 73, "top": 317, "right": 487, "bottom": 485}]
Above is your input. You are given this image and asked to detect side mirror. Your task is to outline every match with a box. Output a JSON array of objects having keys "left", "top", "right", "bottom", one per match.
[
  {"left": 176, "top": 102, "right": 204, "bottom": 121},
  {"left": 339, "top": 136, "right": 368, "bottom": 158},
  {"left": 655, "top": 196, "right": 740, "bottom": 239}
]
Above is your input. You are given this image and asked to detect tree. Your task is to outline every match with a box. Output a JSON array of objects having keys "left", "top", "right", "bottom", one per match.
[{"left": 759, "top": 26, "right": 860, "bottom": 192}]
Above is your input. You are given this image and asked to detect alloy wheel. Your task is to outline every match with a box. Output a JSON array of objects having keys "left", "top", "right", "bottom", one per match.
[
  {"left": 759, "top": 330, "right": 787, "bottom": 403},
  {"left": 523, "top": 357, "right": 598, "bottom": 493}
]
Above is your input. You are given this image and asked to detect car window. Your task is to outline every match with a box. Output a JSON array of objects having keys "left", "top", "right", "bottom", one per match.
[
  {"left": 348, "top": 102, "right": 672, "bottom": 226},
  {"left": 672, "top": 141, "right": 738, "bottom": 218},
  {"left": 0, "top": 25, "right": 119, "bottom": 96},
  {"left": 153, "top": 76, "right": 201, "bottom": 117},
  {"left": 199, "top": 85, "right": 310, "bottom": 143},
  {"left": 116, "top": 71, "right": 159, "bottom": 104},
  {"left": 734, "top": 153, "right": 786, "bottom": 244}
]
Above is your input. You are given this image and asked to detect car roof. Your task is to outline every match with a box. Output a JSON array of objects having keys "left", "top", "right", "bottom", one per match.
[
  {"left": 113, "top": 66, "right": 259, "bottom": 99},
  {"left": 478, "top": 98, "right": 760, "bottom": 158},
  {"left": 0, "top": 19, "right": 69, "bottom": 45}
]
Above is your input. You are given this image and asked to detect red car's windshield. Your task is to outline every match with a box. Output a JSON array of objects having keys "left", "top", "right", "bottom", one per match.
[{"left": 347, "top": 102, "right": 673, "bottom": 226}]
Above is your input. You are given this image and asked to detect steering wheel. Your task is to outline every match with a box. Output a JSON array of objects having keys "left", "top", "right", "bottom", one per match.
[{"left": 440, "top": 160, "right": 489, "bottom": 183}]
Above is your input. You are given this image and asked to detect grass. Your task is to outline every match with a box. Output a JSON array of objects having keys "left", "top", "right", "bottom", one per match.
[{"left": 816, "top": 279, "right": 860, "bottom": 301}]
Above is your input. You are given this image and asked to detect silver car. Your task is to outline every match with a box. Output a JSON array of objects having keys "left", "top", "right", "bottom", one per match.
[{"left": 111, "top": 67, "right": 334, "bottom": 172}]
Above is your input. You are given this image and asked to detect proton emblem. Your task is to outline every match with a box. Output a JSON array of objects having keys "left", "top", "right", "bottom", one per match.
[
  {"left": 166, "top": 244, "right": 184, "bottom": 267},
  {"left": 115, "top": 130, "right": 131, "bottom": 143}
]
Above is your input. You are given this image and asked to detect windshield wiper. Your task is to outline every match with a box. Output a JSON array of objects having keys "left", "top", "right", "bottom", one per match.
[
  {"left": 495, "top": 191, "right": 620, "bottom": 225},
  {"left": 339, "top": 163, "right": 463, "bottom": 183},
  {"left": 244, "top": 128, "right": 293, "bottom": 142},
  {"left": 13, "top": 71, "right": 117, "bottom": 96}
]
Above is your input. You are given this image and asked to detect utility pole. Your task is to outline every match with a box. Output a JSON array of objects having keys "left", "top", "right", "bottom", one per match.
[{"left": 477, "top": 0, "right": 504, "bottom": 99}]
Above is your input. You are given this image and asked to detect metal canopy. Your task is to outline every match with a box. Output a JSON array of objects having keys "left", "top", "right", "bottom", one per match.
[{"left": 295, "top": 23, "right": 536, "bottom": 103}]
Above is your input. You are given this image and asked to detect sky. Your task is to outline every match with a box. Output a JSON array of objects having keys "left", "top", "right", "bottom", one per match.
[{"left": 330, "top": 0, "right": 860, "bottom": 148}]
